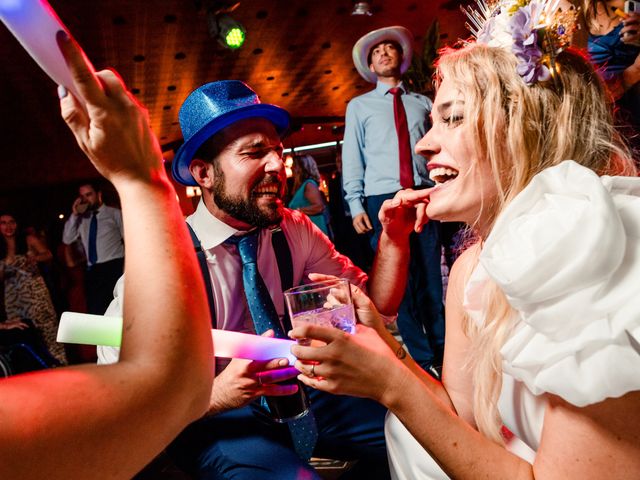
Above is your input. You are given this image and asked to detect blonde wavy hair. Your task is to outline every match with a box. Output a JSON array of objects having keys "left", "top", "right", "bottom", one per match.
[{"left": 434, "top": 43, "right": 637, "bottom": 442}]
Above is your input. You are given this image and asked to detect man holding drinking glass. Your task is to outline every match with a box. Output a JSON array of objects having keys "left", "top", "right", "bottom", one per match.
[{"left": 98, "top": 80, "right": 390, "bottom": 480}]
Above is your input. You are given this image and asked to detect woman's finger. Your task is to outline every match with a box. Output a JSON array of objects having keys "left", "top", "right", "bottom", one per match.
[
  {"left": 289, "top": 323, "right": 341, "bottom": 344},
  {"left": 378, "top": 200, "right": 397, "bottom": 220},
  {"left": 293, "top": 360, "right": 318, "bottom": 377},
  {"left": 55, "top": 30, "right": 103, "bottom": 106},
  {"left": 349, "top": 283, "right": 374, "bottom": 310},
  {"left": 58, "top": 86, "right": 90, "bottom": 147},
  {"left": 297, "top": 373, "right": 328, "bottom": 390},
  {"left": 96, "top": 69, "right": 133, "bottom": 104},
  {"left": 396, "top": 187, "right": 432, "bottom": 205}
]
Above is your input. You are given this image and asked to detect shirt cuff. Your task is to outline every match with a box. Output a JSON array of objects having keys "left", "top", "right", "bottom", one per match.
[{"left": 347, "top": 200, "right": 365, "bottom": 218}]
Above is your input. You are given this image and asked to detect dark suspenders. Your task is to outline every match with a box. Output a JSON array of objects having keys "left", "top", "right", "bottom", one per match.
[
  {"left": 186, "top": 223, "right": 294, "bottom": 331},
  {"left": 270, "top": 226, "right": 294, "bottom": 332},
  {"left": 186, "top": 223, "right": 217, "bottom": 323}
]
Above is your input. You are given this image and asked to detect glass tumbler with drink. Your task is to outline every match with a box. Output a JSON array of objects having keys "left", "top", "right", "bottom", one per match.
[
  {"left": 284, "top": 278, "right": 356, "bottom": 346},
  {"left": 266, "top": 279, "right": 355, "bottom": 422}
]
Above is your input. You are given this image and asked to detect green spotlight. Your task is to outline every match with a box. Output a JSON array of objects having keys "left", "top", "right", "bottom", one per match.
[
  {"left": 224, "top": 25, "right": 245, "bottom": 49},
  {"left": 209, "top": 13, "right": 246, "bottom": 50}
]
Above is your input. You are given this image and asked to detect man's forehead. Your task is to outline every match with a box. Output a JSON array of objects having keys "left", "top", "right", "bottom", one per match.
[
  {"left": 219, "top": 118, "right": 280, "bottom": 148},
  {"left": 371, "top": 40, "right": 398, "bottom": 51}
]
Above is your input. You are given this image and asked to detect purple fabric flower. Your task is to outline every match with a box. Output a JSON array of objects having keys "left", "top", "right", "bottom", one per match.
[{"left": 509, "top": 4, "right": 551, "bottom": 84}]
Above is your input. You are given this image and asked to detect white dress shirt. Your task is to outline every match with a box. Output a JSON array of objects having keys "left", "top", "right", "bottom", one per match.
[
  {"left": 62, "top": 204, "right": 124, "bottom": 266},
  {"left": 98, "top": 201, "right": 367, "bottom": 364}
]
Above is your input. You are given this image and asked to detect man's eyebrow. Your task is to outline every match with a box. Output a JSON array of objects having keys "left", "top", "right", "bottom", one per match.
[
  {"left": 234, "top": 139, "right": 268, "bottom": 151},
  {"left": 235, "top": 139, "right": 282, "bottom": 151}
]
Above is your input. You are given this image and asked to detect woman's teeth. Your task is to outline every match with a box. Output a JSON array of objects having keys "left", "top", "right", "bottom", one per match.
[{"left": 429, "top": 167, "right": 459, "bottom": 185}]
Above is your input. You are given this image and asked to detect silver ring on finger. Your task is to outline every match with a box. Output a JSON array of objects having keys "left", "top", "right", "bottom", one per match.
[{"left": 310, "top": 364, "right": 316, "bottom": 378}]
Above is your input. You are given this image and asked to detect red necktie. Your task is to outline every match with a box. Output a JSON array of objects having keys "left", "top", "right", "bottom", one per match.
[{"left": 389, "top": 87, "right": 414, "bottom": 189}]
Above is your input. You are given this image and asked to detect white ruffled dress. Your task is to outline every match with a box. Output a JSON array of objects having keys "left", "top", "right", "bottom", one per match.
[{"left": 386, "top": 161, "right": 640, "bottom": 479}]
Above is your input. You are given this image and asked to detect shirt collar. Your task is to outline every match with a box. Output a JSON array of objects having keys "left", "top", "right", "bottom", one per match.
[
  {"left": 89, "top": 203, "right": 105, "bottom": 216},
  {"left": 376, "top": 80, "right": 405, "bottom": 96},
  {"left": 187, "top": 200, "right": 240, "bottom": 251}
]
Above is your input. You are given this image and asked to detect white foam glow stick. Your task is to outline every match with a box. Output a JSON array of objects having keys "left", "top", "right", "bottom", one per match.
[
  {"left": 0, "top": 0, "right": 89, "bottom": 103},
  {"left": 57, "top": 312, "right": 297, "bottom": 364}
]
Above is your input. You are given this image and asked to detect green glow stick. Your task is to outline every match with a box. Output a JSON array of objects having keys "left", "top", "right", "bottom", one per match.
[
  {"left": 57, "top": 312, "right": 123, "bottom": 347},
  {"left": 57, "top": 311, "right": 297, "bottom": 363}
]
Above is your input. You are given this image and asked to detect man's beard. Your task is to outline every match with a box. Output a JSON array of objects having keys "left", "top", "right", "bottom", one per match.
[{"left": 212, "top": 165, "right": 283, "bottom": 228}]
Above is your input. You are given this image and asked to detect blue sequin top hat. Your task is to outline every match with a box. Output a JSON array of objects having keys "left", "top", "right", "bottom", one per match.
[{"left": 172, "top": 80, "right": 290, "bottom": 186}]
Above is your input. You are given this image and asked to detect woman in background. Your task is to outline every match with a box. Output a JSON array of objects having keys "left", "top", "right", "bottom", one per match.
[
  {"left": 584, "top": 0, "right": 640, "bottom": 151},
  {"left": 0, "top": 213, "right": 67, "bottom": 364},
  {"left": 289, "top": 154, "right": 332, "bottom": 237}
]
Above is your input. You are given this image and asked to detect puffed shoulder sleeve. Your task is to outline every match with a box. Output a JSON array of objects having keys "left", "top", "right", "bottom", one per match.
[{"left": 480, "top": 160, "right": 640, "bottom": 406}]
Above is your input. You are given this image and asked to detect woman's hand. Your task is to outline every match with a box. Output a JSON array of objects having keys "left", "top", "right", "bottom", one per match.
[
  {"left": 56, "top": 31, "right": 164, "bottom": 187},
  {"left": 621, "top": 12, "right": 640, "bottom": 47},
  {"left": 379, "top": 188, "right": 432, "bottom": 243},
  {"left": 290, "top": 323, "right": 404, "bottom": 403},
  {"left": 307, "top": 273, "right": 385, "bottom": 332}
]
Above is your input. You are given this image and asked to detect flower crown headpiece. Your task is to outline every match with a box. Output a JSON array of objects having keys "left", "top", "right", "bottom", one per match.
[{"left": 462, "top": 0, "right": 579, "bottom": 85}]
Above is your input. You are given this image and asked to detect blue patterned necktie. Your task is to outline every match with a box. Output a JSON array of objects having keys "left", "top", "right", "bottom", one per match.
[
  {"left": 230, "top": 231, "right": 318, "bottom": 460},
  {"left": 88, "top": 211, "right": 98, "bottom": 265}
]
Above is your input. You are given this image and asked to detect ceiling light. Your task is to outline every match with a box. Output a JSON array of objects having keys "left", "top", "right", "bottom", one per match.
[
  {"left": 351, "top": 1, "right": 372, "bottom": 16},
  {"left": 208, "top": 12, "right": 246, "bottom": 49}
]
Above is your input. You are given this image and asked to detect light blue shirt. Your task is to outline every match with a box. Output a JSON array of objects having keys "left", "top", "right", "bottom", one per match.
[{"left": 342, "top": 81, "right": 433, "bottom": 217}]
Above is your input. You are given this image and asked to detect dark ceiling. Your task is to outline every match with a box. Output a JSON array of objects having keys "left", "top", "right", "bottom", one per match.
[{"left": 0, "top": 0, "right": 468, "bottom": 226}]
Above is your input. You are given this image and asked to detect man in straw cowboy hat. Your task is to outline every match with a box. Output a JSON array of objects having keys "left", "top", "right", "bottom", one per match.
[
  {"left": 98, "top": 80, "right": 390, "bottom": 479},
  {"left": 342, "top": 26, "right": 445, "bottom": 377}
]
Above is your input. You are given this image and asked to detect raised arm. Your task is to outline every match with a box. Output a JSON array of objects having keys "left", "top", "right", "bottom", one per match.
[
  {"left": 367, "top": 187, "right": 431, "bottom": 315},
  {"left": 0, "top": 31, "right": 213, "bottom": 479}
]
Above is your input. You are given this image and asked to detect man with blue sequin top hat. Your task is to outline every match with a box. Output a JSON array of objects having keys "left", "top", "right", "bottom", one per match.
[{"left": 98, "top": 80, "right": 390, "bottom": 480}]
